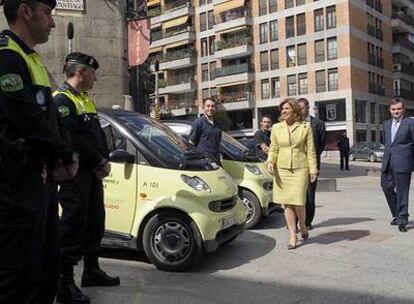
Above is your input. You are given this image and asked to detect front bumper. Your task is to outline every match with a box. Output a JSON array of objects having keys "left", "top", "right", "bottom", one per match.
[{"left": 204, "top": 223, "right": 245, "bottom": 252}]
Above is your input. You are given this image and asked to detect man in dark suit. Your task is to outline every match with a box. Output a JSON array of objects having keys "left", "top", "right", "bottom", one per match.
[
  {"left": 381, "top": 97, "right": 414, "bottom": 232},
  {"left": 298, "top": 98, "right": 326, "bottom": 230}
]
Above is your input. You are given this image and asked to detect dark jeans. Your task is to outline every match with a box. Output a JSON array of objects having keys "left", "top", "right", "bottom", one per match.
[
  {"left": 340, "top": 151, "right": 349, "bottom": 170},
  {"left": 305, "top": 179, "right": 318, "bottom": 226},
  {"left": 59, "top": 166, "right": 105, "bottom": 275}
]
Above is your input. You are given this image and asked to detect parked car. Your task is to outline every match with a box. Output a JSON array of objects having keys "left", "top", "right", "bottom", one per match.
[
  {"left": 98, "top": 109, "right": 246, "bottom": 271},
  {"left": 349, "top": 141, "right": 385, "bottom": 162},
  {"left": 163, "top": 120, "right": 277, "bottom": 229}
]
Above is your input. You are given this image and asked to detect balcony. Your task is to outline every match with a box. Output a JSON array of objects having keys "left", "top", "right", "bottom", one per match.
[
  {"left": 159, "top": 49, "right": 196, "bottom": 70},
  {"left": 393, "top": 36, "right": 414, "bottom": 52},
  {"left": 214, "top": 9, "right": 252, "bottom": 33},
  {"left": 215, "top": 36, "right": 253, "bottom": 59},
  {"left": 392, "top": 12, "right": 414, "bottom": 33},
  {"left": 154, "top": 0, "right": 194, "bottom": 25},
  {"left": 392, "top": 63, "right": 414, "bottom": 77},
  {"left": 215, "top": 63, "right": 253, "bottom": 87},
  {"left": 218, "top": 91, "right": 254, "bottom": 110},
  {"left": 150, "top": 26, "right": 195, "bottom": 49},
  {"left": 394, "top": 88, "right": 414, "bottom": 100},
  {"left": 158, "top": 75, "right": 195, "bottom": 94}
]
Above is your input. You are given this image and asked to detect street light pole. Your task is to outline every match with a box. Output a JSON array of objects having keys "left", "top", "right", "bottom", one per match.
[{"left": 154, "top": 59, "right": 160, "bottom": 120}]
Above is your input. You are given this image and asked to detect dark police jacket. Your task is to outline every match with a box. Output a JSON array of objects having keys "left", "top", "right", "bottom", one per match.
[
  {"left": 0, "top": 30, "right": 74, "bottom": 183},
  {"left": 54, "top": 83, "right": 109, "bottom": 170}
]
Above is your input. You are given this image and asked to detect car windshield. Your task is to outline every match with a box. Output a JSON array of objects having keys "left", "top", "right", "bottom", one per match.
[
  {"left": 368, "top": 142, "right": 385, "bottom": 150},
  {"left": 115, "top": 114, "right": 207, "bottom": 167}
]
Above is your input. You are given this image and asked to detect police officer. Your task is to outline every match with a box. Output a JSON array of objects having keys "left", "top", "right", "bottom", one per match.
[
  {"left": 0, "top": 1, "right": 79, "bottom": 303},
  {"left": 54, "top": 52, "right": 120, "bottom": 304}
]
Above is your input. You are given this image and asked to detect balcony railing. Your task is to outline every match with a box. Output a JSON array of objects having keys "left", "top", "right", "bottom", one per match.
[
  {"left": 215, "top": 8, "right": 250, "bottom": 24},
  {"left": 392, "top": 12, "right": 414, "bottom": 28},
  {"left": 368, "top": 54, "right": 376, "bottom": 65},
  {"left": 151, "top": 31, "right": 163, "bottom": 41},
  {"left": 165, "top": 25, "right": 192, "bottom": 38},
  {"left": 394, "top": 37, "right": 414, "bottom": 52},
  {"left": 216, "top": 36, "right": 251, "bottom": 51},
  {"left": 148, "top": 6, "right": 161, "bottom": 17},
  {"left": 164, "top": 0, "right": 190, "bottom": 12},
  {"left": 160, "top": 49, "right": 195, "bottom": 63},
  {"left": 369, "top": 83, "right": 385, "bottom": 96},
  {"left": 393, "top": 63, "right": 414, "bottom": 77},
  {"left": 215, "top": 63, "right": 253, "bottom": 78},
  {"left": 394, "top": 88, "right": 414, "bottom": 99},
  {"left": 218, "top": 91, "right": 251, "bottom": 103},
  {"left": 165, "top": 74, "right": 193, "bottom": 86}
]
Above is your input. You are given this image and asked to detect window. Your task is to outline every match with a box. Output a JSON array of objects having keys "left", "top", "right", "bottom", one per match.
[
  {"left": 202, "top": 63, "right": 209, "bottom": 82},
  {"left": 314, "top": 9, "right": 324, "bottom": 32},
  {"left": 202, "top": 88, "right": 209, "bottom": 100},
  {"left": 270, "top": 20, "right": 278, "bottom": 41},
  {"left": 270, "top": 48, "right": 279, "bottom": 70},
  {"left": 261, "top": 79, "right": 270, "bottom": 99},
  {"left": 259, "top": 0, "right": 267, "bottom": 16},
  {"left": 328, "top": 68, "right": 338, "bottom": 91},
  {"left": 208, "top": 10, "right": 214, "bottom": 29},
  {"left": 285, "top": 0, "right": 294, "bottom": 9},
  {"left": 370, "top": 102, "right": 376, "bottom": 124},
  {"left": 287, "top": 74, "right": 297, "bottom": 96},
  {"left": 355, "top": 100, "right": 367, "bottom": 123},
  {"left": 286, "top": 45, "right": 296, "bottom": 67},
  {"left": 271, "top": 77, "right": 280, "bottom": 98},
  {"left": 269, "top": 0, "right": 277, "bottom": 13},
  {"left": 200, "top": 12, "right": 207, "bottom": 31},
  {"left": 327, "top": 37, "right": 337, "bottom": 60},
  {"left": 326, "top": 6, "right": 336, "bottom": 29},
  {"left": 209, "top": 36, "right": 215, "bottom": 55},
  {"left": 297, "top": 43, "right": 307, "bottom": 65},
  {"left": 210, "top": 61, "right": 216, "bottom": 80},
  {"left": 316, "top": 70, "right": 326, "bottom": 92},
  {"left": 260, "top": 51, "right": 269, "bottom": 72},
  {"left": 298, "top": 73, "right": 308, "bottom": 95},
  {"left": 296, "top": 13, "right": 306, "bottom": 36},
  {"left": 315, "top": 39, "right": 324, "bottom": 62},
  {"left": 201, "top": 38, "right": 208, "bottom": 57},
  {"left": 260, "top": 23, "right": 268, "bottom": 44},
  {"left": 296, "top": 0, "right": 305, "bottom": 5},
  {"left": 211, "top": 87, "right": 217, "bottom": 99},
  {"left": 286, "top": 16, "right": 295, "bottom": 38}
]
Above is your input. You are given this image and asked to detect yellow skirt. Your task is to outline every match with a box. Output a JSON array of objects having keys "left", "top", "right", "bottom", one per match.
[{"left": 273, "top": 168, "right": 309, "bottom": 206}]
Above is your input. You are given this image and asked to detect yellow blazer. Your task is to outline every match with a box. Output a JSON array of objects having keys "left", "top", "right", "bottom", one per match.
[{"left": 266, "top": 121, "right": 318, "bottom": 175}]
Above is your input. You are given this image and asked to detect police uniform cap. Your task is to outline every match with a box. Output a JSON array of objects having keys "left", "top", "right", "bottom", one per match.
[
  {"left": 65, "top": 52, "right": 99, "bottom": 71},
  {"left": 0, "top": 0, "right": 57, "bottom": 9}
]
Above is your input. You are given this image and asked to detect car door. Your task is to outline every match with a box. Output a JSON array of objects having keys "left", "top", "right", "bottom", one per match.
[
  {"left": 361, "top": 143, "right": 369, "bottom": 159},
  {"left": 100, "top": 117, "right": 138, "bottom": 235}
]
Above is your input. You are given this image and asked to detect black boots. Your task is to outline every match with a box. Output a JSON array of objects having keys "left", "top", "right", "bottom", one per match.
[
  {"left": 81, "top": 267, "right": 120, "bottom": 287},
  {"left": 57, "top": 276, "right": 91, "bottom": 304}
]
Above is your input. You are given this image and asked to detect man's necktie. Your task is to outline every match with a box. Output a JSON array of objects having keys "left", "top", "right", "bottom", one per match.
[{"left": 391, "top": 120, "right": 397, "bottom": 143}]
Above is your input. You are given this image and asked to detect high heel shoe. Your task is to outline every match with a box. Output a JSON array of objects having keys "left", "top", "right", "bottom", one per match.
[
  {"left": 301, "top": 232, "right": 309, "bottom": 241},
  {"left": 287, "top": 238, "right": 298, "bottom": 250}
]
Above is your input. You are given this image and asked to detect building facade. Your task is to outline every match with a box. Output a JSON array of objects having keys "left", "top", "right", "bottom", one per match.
[{"left": 147, "top": 0, "right": 414, "bottom": 148}]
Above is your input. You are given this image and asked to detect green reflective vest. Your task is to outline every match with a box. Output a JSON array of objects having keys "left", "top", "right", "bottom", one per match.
[
  {"left": 0, "top": 35, "right": 51, "bottom": 88},
  {"left": 53, "top": 89, "right": 97, "bottom": 116}
]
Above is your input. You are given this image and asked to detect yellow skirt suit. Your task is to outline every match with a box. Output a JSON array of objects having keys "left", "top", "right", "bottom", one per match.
[{"left": 266, "top": 121, "right": 318, "bottom": 206}]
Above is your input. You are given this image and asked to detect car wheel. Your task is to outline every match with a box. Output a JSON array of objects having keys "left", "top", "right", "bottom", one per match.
[
  {"left": 349, "top": 153, "right": 355, "bottom": 161},
  {"left": 239, "top": 189, "right": 262, "bottom": 229},
  {"left": 369, "top": 154, "right": 376, "bottom": 162},
  {"left": 143, "top": 211, "right": 203, "bottom": 272}
]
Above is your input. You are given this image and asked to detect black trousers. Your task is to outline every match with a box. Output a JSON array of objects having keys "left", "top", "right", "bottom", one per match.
[
  {"left": 305, "top": 179, "right": 318, "bottom": 226},
  {"left": 339, "top": 151, "right": 349, "bottom": 170},
  {"left": 381, "top": 166, "right": 411, "bottom": 225},
  {"left": 0, "top": 167, "right": 59, "bottom": 304},
  {"left": 59, "top": 165, "right": 105, "bottom": 275}
]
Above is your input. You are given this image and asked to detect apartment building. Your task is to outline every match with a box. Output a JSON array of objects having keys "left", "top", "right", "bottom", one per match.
[{"left": 146, "top": 0, "right": 413, "bottom": 148}]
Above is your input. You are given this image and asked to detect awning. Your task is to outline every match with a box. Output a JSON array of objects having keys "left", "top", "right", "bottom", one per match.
[
  {"left": 214, "top": 0, "right": 245, "bottom": 14},
  {"left": 217, "top": 80, "right": 249, "bottom": 88},
  {"left": 147, "top": 0, "right": 160, "bottom": 7},
  {"left": 149, "top": 46, "right": 163, "bottom": 53},
  {"left": 163, "top": 16, "right": 189, "bottom": 29}
]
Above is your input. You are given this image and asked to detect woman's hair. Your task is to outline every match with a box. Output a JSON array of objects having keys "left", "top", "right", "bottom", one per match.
[{"left": 279, "top": 98, "right": 303, "bottom": 122}]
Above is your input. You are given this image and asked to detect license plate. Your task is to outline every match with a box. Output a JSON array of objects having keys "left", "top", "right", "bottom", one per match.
[{"left": 222, "top": 215, "right": 236, "bottom": 229}]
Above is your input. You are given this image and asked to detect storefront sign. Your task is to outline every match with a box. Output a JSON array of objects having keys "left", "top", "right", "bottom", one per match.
[
  {"left": 128, "top": 19, "right": 151, "bottom": 67},
  {"left": 56, "top": 0, "right": 85, "bottom": 11}
]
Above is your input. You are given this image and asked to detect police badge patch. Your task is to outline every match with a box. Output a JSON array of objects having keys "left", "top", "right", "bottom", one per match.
[
  {"left": 0, "top": 74, "right": 23, "bottom": 92},
  {"left": 58, "top": 106, "right": 70, "bottom": 117}
]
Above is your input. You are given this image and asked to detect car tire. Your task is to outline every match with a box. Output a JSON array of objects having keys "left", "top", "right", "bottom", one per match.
[
  {"left": 239, "top": 189, "right": 262, "bottom": 229},
  {"left": 349, "top": 153, "right": 355, "bottom": 161},
  {"left": 369, "top": 154, "right": 376, "bottom": 162},
  {"left": 143, "top": 211, "right": 203, "bottom": 272}
]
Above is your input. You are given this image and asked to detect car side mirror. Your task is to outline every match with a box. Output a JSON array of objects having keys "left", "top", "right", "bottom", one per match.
[{"left": 109, "top": 149, "right": 135, "bottom": 163}]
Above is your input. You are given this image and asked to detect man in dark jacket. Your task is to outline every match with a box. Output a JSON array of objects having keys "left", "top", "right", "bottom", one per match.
[
  {"left": 337, "top": 132, "right": 350, "bottom": 170},
  {"left": 254, "top": 114, "right": 272, "bottom": 161},
  {"left": 54, "top": 52, "right": 120, "bottom": 304},
  {"left": 298, "top": 98, "right": 325, "bottom": 230}
]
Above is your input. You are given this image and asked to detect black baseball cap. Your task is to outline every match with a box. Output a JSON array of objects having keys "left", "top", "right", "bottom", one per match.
[{"left": 64, "top": 52, "right": 100, "bottom": 71}]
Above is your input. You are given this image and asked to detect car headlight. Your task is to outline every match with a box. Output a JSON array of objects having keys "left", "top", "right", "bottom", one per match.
[
  {"left": 181, "top": 174, "right": 211, "bottom": 192},
  {"left": 245, "top": 164, "right": 262, "bottom": 175},
  {"left": 374, "top": 151, "right": 383, "bottom": 156}
]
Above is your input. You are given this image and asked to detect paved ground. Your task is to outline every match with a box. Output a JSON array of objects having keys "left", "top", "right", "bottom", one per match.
[{"left": 75, "top": 159, "right": 414, "bottom": 304}]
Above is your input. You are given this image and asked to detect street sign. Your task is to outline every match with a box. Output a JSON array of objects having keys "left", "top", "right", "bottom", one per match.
[
  {"left": 128, "top": 19, "right": 151, "bottom": 67},
  {"left": 56, "top": 0, "right": 85, "bottom": 11}
]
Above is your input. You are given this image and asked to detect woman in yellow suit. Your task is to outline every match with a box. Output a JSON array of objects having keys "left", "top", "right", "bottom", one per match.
[{"left": 266, "top": 98, "right": 318, "bottom": 249}]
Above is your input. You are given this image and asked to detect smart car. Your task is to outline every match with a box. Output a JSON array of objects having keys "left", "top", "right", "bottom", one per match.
[
  {"left": 163, "top": 120, "right": 276, "bottom": 229},
  {"left": 98, "top": 109, "right": 246, "bottom": 271}
]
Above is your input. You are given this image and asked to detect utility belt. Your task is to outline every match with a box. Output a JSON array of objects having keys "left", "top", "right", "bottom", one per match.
[{"left": 0, "top": 124, "right": 29, "bottom": 185}]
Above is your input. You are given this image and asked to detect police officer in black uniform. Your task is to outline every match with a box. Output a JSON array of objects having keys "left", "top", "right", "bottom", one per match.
[
  {"left": 54, "top": 52, "right": 120, "bottom": 304},
  {"left": 0, "top": 1, "right": 79, "bottom": 303}
]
